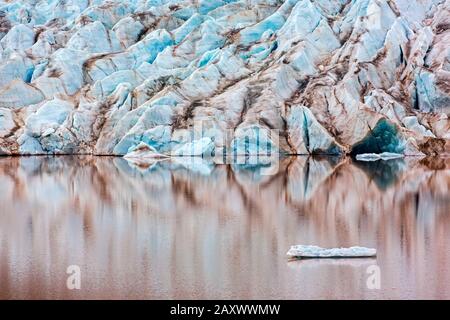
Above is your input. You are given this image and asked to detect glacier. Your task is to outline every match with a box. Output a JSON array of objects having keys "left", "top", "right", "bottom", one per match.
[{"left": 0, "top": 0, "right": 449, "bottom": 156}]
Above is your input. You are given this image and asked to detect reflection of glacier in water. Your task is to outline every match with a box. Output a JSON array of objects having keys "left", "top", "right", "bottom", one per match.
[{"left": 0, "top": 156, "right": 449, "bottom": 299}]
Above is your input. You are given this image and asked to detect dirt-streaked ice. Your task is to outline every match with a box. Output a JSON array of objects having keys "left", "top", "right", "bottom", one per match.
[{"left": 0, "top": 0, "right": 449, "bottom": 156}]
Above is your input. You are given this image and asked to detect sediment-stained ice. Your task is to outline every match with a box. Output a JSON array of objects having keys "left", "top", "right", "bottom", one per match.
[{"left": 0, "top": 0, "right": 449, "bottom": 156}]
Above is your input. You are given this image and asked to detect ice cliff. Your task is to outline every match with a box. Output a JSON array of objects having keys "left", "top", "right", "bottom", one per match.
[{"left": 0, "top": 0, "right": 449, "bottom": 156}]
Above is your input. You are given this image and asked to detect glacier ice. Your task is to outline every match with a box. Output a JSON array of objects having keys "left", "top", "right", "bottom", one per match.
[{"left": 0, "top": 0, "right": 448, "bottom": 156}]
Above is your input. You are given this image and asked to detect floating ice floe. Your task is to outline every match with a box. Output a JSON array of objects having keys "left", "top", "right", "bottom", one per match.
[
  {"left": 287, "top": 245, "right": 377, "bottom": 259},
  {"left": 123, "top": 140, "right": 215, "bottom": 174},
  {"left": 123, "top": 142, "right": 169, "bottom": 160},
  {"left": 355, "top": 152, "right": 404, "bottom": 161}
]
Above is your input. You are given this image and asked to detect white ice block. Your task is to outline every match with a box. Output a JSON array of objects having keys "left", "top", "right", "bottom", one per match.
[{"left": 287, "top": 245, "right": 376, "bottom": 259}]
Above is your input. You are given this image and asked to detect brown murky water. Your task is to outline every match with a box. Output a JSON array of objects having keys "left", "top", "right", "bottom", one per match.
[{"left": 0, "top": 156, "right": 449, "bottom": 299}]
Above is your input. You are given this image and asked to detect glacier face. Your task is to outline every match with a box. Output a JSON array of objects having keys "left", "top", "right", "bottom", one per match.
[{"left": 0, "top": 0, "right": 449, "bottom": 156}]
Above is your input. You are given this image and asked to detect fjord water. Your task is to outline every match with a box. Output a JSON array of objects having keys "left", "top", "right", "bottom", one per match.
[{"left": 0, "top": 156, "right": 449, "bottom": 299}]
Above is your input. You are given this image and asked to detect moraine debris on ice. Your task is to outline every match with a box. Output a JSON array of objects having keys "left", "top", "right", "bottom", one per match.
[
  {"left": 0, "top": 0, "right": 449, "bottom": 156},
  {"left": 287, "top": 245, "right": 377, "bottom": 259}
]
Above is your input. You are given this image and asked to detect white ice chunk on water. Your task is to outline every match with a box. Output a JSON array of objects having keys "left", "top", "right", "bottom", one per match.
[
  {"left": 124, "top": 142, "right": 170, "bottom": 168},
  {"left": 287, "top": 245, "right": 376, "bottom": 258},
  {"left": 356, "top": 152, "right": 404, "bottom": 161},
  {"left": 124, "top": 142, "right": 169, "bottom": 159}
]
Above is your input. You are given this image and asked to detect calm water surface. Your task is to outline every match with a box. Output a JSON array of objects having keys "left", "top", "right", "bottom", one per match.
[{"left": 0, "top": 156, "right": 449, "bottom": 299}]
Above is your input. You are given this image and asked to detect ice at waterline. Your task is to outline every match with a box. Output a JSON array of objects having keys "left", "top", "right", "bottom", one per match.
[{"left": 287, "top": 245, "right": 377, "bottom": 259}]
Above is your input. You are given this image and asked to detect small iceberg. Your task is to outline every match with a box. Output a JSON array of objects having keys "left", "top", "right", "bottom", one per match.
[
  {"left": 356, "top": 152, "right": 403, "bottom": 161},
  {"left": 124, "top": 142, "right": 170, "bottom": 167},
  {"left": 124, "top": 142, "right": 169, "bottom": 159},
  {"left": 287, "top": 245, "right": 376, "bottom": 259}
]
